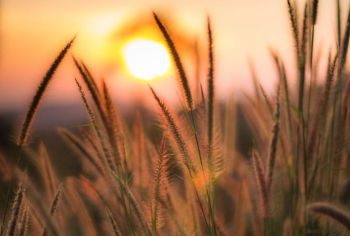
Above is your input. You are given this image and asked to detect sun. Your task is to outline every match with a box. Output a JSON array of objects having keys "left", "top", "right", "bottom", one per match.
[{"left": 122, "top": 39, "right": 171, "bottom": 81}]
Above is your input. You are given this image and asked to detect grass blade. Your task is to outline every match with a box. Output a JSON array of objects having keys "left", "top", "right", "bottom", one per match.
[
  {"left": 308, "top": 202, "right": 350, "bottom": 231},
  {"left": 267, "top": 87, "right": 280, "bottom": 192},
  {"left": 207, "top": 16, "right": 215, "bottom": 161},
  {"left": 6, "top": 184, "right": 24, "bottom": 236},
  {"left": 17, "top": 37, "right": 75, "bottom": 146},
  {"left": 153, "top": 13, "right": 193, "bottom": 110}
]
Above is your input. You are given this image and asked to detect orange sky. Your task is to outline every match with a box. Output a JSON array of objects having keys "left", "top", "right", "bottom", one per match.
[{"left": 0, "top": 0, "right": 348, "bottom": 111}]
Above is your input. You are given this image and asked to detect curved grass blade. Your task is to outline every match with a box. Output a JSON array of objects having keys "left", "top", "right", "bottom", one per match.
[
  {"left": 73, "top": 59, "right": 120, "bottom": 171},
  {"left": 153, "top": 13, "right": 193, "bottom": 110},
  {"left": 17, "top": 37, "right": 75, "bottom": 146},
  {"left": 149, "top": 86, "right": 195, "bottom": 173},
  {"left": 308, "top": 202, "right": 350, "bottom": 231}
]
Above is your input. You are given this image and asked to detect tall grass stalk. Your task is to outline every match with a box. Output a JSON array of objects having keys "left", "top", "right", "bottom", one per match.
[
  {"left": 17, "top": 206, "right": 29, "bottom": 236},
  {"left": 306, "top": 0, "right": 319, "bottom": 131},
  {"left": 337, "top": 0, "right": 342, "bottom": 48},
  {"left": 74, "top": 59, "right": 120, "bottom": 171},
  {"left": 114, "top": 174, "right": 152, "bottom": 236},
  {"left": 206, "top": 16, "right": 217, "bottom": 236},
  {"left": 267, "top": 87, "right": 280, "bottom": 193},
  {"left": 308, "top": 202, "right": 350, "bottom": 231},
  {"left": 153, "top": 13, "right": 205, "bottom": 174},
  {"left": 74, "top": 78, "right": 115, "bottom": 173},
  {"left": 252, "top": 151, "right": 269, "bottom": 218},
  {"left": 5, "top": 185, "right": 24, "bottom": 236},
  {"left": 149, "top": 86, "right": 194, "bottom": 172},
  {"left": 17, "top": 37, "right": 75, "bottom": 146},
  {"left": 207, "top": 16, "right": 215, "bottom": 163},
  {"left": 149, "top": 87, "right": 213, "bottom": 232},
  {"left": 153, "top": 13, "right": 193, "bottom": 110},
  {"left": 151, "top": 138, "right": 169, "bottom": 236},
  {"left": 41, "top": 184, "right": 63, "bottom": 236},
  {"left": 106, "top": 208, "right": 122, "bottom": 236}
]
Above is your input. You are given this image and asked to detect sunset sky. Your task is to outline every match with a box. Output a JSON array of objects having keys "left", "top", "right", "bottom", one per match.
[{"left": 0, "top": 0, "right": 348, "bottom": 111}]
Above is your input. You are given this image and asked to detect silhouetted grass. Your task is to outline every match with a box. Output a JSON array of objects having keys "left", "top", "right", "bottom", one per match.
[{"left": 18, "top": 37, "right": 75, "bottom": 147}]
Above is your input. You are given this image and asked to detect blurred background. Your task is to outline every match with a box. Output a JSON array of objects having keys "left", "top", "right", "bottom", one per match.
[{"left": 0, "top": 0, "right": 349, "bottom": 173}]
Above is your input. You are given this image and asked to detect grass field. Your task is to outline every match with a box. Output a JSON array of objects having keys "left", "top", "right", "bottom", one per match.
[{"left": 0, "top": 0, "right": 350, "bottom": 235}]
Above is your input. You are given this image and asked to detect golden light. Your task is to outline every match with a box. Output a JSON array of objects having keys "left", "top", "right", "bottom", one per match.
[
  {"left": 122, "top": 39, "right": 171, "bottom": 81},
  {"left": 193, "top": 170, "right": 210, "bottom": 191}
]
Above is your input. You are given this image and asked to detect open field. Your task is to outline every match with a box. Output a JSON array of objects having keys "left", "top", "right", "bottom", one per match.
[{"left": 0, "top": 0, "right": 350, "bottom": 235}]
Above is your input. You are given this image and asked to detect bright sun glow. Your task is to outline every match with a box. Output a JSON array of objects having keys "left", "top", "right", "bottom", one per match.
[{"left": 122, "top": 39, "right": 171, "bottom": 80}]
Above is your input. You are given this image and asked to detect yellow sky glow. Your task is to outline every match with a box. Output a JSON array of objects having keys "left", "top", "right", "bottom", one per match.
[
  {"left": 0, "top": 0, "right": 348, "bottom": 110},
  {"left": 122, "top": 39, "right": 171, "bottom": 81}
]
